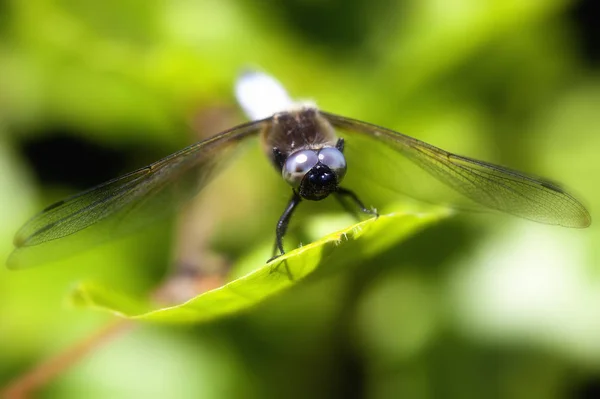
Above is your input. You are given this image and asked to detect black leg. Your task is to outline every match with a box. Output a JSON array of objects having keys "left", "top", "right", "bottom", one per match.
[
  {"left": 269, "top": 191, "right": 302, "bottom": 261},
  {"left": 335, "top": 187, "right": 378, "bottom": 218},
  {"left": 334, "top": 191, "right": 361, "bottom": 220},
  {"left": 335, "top": 138, "right": 345, "bottom": 152}
]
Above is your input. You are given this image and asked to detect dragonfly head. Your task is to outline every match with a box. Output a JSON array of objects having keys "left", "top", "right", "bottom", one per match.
[{"left": 282, "top": 147, "right": 347, "bottom": 201}]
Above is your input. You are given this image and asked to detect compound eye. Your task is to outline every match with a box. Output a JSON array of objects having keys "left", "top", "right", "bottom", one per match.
[
  {"left": 318, "top": 147, "right": 347, "bottom": 182},
  {"left": 282, "top": 150, "right": 319, "bottom": 188}
]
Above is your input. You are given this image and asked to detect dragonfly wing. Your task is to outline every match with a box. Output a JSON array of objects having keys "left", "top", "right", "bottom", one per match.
[
  {"left": 8, "top": 119, "right": 267, "bottom": 268},
  {"left": 322, "top": 111, "right": 591, "bottom": 228}
]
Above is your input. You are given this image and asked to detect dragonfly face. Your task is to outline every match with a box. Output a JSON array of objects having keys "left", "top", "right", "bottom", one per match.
[
  {"left": 7, "top": 71, "right": 591, "bottom": 269},
  {"left": 280, "top": 144, "right": 347, "bottom": 200}
]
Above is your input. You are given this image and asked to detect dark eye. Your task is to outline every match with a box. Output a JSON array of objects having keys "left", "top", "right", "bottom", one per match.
[
  {"left": 318, "top": 147, "right": 347, "bottom": 182},
  {"left": 282, "top": 150, "right": 319, "bottom": 188}
]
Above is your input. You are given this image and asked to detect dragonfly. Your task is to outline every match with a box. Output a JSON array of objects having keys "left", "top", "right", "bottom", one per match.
[{"left": 7, "top": 71, "right": 591, "bottom": 269}]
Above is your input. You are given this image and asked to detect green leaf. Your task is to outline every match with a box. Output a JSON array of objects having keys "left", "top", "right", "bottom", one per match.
[{"left": 70, "top": 206, "right": 449, "bottom": 324}]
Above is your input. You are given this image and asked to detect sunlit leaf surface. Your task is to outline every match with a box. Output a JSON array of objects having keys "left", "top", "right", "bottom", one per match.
[{"left": 70, "top": 207, "right": 448, "bottom": 324}]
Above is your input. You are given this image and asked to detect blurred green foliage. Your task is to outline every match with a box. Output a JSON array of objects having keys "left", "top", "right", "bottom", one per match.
[{"left": 1, "top": 0, "right": 599, "bottom": 398}]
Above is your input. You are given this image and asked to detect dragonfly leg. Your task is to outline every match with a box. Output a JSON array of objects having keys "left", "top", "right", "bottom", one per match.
[
  {"left": 335, "top": 187, "right": 378, "bottom": 219},
  {"left": 269, "top": 191, "right": 302, "bottom": 261}
]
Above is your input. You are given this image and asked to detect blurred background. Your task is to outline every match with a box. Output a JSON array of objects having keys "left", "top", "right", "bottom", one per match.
[{"left": 1, "top": 0, "right": 599, "bottom": 397}]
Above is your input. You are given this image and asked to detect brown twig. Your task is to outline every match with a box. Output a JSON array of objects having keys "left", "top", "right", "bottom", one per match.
[
  {"left": 1, "top": 320, "right": 134, "bottom": 399},
  {"left": 1, "top": 266, "right": 228, "bottom": 399},
  {"left": 1, "top": 105, "right": 237, "bottom": 399}
]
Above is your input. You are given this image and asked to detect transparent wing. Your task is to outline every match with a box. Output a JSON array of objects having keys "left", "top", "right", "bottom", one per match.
[
  {"left": 322, "top": 111, "right": 591, "bottom": 228},
  {"left": 8, "top": 119, "right": 267, "bottom": 268}
]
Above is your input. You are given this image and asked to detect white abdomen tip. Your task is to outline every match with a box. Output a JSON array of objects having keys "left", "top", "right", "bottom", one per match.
[{"left": 235, "top": 70, "right": 295, "bottom": 121}]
